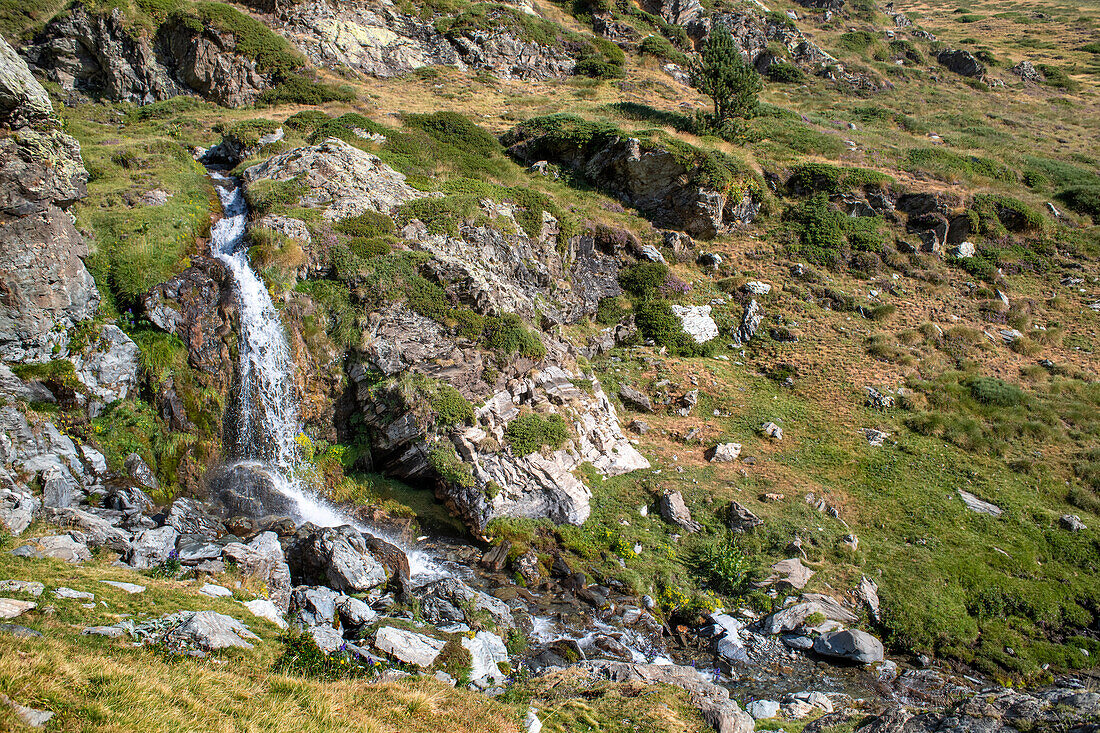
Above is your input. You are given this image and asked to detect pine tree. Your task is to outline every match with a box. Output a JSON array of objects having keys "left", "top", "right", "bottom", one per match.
[{"left": 691, "top": 25, "right": 762, "bottom": 130}]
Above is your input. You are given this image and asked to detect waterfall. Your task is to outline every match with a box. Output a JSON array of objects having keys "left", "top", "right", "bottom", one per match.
[{"left": 207, "top": 171, "right": 444, "bottom": 581}]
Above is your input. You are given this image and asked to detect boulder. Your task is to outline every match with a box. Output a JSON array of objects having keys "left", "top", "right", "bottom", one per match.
[
  {"left": 760, "top": 422, "right": 783, "bottom": 441},
  {"left": 958, "top": 489, "right": 1003, "bottom": 517},
  {"left": 287, "top": 586, "right": 342, "bottom": 627},
  {"left": 760, "top": 593, "right": 857, "bottom": 635},
  {"left": 70, "top": 325, "right": 140, "bottom": 403},
  {"left": 336, "top": 595, "right": 377, "bottom": 628},
  {"left": 127, "top": 526, "right": 179, "bottom": 569},
  {"left": 177, "top": 536, "right": 225, "bottom": 565},
  {"left": 241, "top": 139, "right": 426, "bottom": 221},
  {"left": 374, "top": 626, "right": 446, "bottom": 668},
  {"left": 746, "top": 700, "right": 780, "bottom": 720},
  {"left": 222, "top": 531, "right": 293, "bottom": 612},
  {"left": 671, "top": 305, "right": 719, "bottom": 343},
  {"left": 1010, "top": 60, "right": 1044, "bottom": 83},
  {"left": 659, "top": 490, "right": 702, "bottom": 533},
  {"left": 46, "top": 507, "right": 131, "bottom": 552},
  {"left": 418, "top": 577, "right": 515, "bottom": 629},
  {"left": 208, "top": 462, "right": 296, "bottom": 518},
  {"left": 165, "top": 611, "right": 259, "bottom": 651},
  {"left": 618, "top": 385, "right": 654, "bottom": 413},
  {"left": 709, "top": 443, "right": 742, "bottom": 462},
  {"left": 124, "top": 453, "right": 159, "bottom": 492},
  {"left": 306, "top": 624, "right": 345, "bottom": 653},
  {"left": 732, "top": 300, "right": 763, "bottom": 346},
  {"left": 761, "top": 558, "right": 814, "bottom": 590},
  {"left": 285, "top": 523, "right": 388, "bottom": 593},
  {"left": 727, "top": 501, "right": 762, "bottom": 533},
  {"left": 104, "top": 485, "right": 154, "bottom": 517},
  {"left": 462, "top": 631, "right": 508, "bottom": 684},
  {"left": 937, "top": 49, "right": 985, "bottom": 78},
  {"left": 1060, "top": 514, "right": 1087, "bottom": 532},
  {"left": 0, "top": 486, "right": 38, "bottom": 535},
  {"left": 0, "top": 598, "right": 36, "bottom": 619},
  {"left": 812, "top": 629, "right": 884, "bottom": 664},
  {"left": 857, "top": 576, "right": 881, "bottom": 624},
  {"left": 15, "top": 534, "right": 91, "bottom": 563},
  {"left": 241, "top": 599, "right": 287, "bottom": 629}
]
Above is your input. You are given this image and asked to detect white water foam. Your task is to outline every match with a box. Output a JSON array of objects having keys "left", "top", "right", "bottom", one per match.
[{"left": 208, "top": 172, "right": 445, "bottom": 582}]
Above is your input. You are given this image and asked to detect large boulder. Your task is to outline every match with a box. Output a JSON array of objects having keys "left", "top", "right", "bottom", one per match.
[
  {"left": 759, "top": 593, "right": 857, "bottom": 634},
  {"left": 812, "top": 629, "right": 884, "bottom": 664},
  {"left": 164, "top": 611, "right": 259, "bottom": 650},
  {"left": 127, "top": 526, "right": 180, "bottom": 569},
  {"left": 70, "top": 325, "right": 141, "bottom": 404},
  {"left": 374, "top": 626, "right": 446, "bottom": 668},
  {"left": 418, "top": 577, "right": 515, "bottom": 629},
  {"left": 937, "top": 49, "right": 985, "bottom": 78},
  {"left": 241, "top": 138, "right": 426, "bottom": 221},
  {"left": 285, "top": 523, "right": 388, "bottom": 593},
  {"left": 166, "top": 497, "right": 225, "bottom": 537}
]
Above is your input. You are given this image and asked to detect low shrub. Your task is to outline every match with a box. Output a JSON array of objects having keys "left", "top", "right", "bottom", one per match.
[
  {"left": 595, "top": 296, "right": 628, "bottom": 325},
  {"left": 428, "top": 444, "right": 475, "bottom": 488},
  {"left": 765, "top": 62, "right": 805, "bottom": 83},
  {"left": 968, "top": 376, "right": 1025, "bottom": 406},
  {"left": 618, "top": 262, "right": 670, "bottom": 300},
  {"left": 1056, "top": 186, "right": 1100, "bottom": 221},
  {"left": 505, "top": 413, "right": 570, "bottom": 456},
  {"left": 335, "top": 211, "right": 396, "bottom": 239},
  {"left": 481, "top": 313, "right": 546, "bottom": 359},
  {"left": 639, "top": 35, "right": 689, "bottom": 65}
]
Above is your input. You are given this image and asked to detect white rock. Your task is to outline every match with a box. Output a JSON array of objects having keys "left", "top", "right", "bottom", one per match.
[
  {"left": 100, "top": 580, "right": 145, "bottom": 594},
  {"left": 241, "top": 599, "right": 287, "bottom": 629},
  {"left": 374, "top": 626, "right": 446, "bottom": 668},
  {"left": 200, "top": 583, "right": 233, "bottom": 598},
  {"left": 670, "top": 305, "right": 719, "bottom": 344},
  {"left": 0, "top": 598, "right": 36, "bottom": 619},
  {"left": 53, "top": 587, "right": 94, "bottom": 600},
  {"left": 744, "top": 281, "right": 771, "bottom": 295},
  {"left": 746, "top": 700, "right": 780, "bottom": 719}
]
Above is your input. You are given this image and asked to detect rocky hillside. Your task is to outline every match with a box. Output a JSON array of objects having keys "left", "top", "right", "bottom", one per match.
[{"left": 0, "top": 0, "right": 1099, "bottom": 728}]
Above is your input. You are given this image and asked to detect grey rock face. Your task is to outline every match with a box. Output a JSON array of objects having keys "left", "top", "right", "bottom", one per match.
[
  {"left": 242, "top": 138, "right": 426, "bottom": 221},
  {"left": 672, "top": 305, "right": 719, "bottom": 343},
  {"left": 0, "top": 39, "right": 97, "bottom": 364},
  {"left": 812, "top": 629, "right": 884, "bottom": 664},
  {"left": 285, "top": 523, "right": 388, "bottom": 593},
  {"left": 958, "top": 489, "right": 1002, "bottom": 517},
  {"left": 618, "top": 385, "right": 654, "bottom": 413},
  {"left": 733, "top": 299, "right": 763, "bottom": 345},
  {"left": 70, "top": 325, "right": 141, "bottom": 403},
  {"left": 760, "top": 593, "right": 856, "bottom": 634},
  {"left": 287, "top": 585, "right": 342, "bottom": 627},
  {"left": 124, "top": 453, "right": 160, "bottom": 492},
  {"left": 127, "top": 526, "right": 180, "bottom": 569},
  {"left": 728, "top": 501, "right": 763, "bottom": 533},
  {"left": 23, "top": 6, "right": 184, "bottom": 104},
  {"left": 166, "top": 497, "right": 225, "bottom": 538},
  {"left": 16, "top": 534, "right": 91, "bottom": 563}
]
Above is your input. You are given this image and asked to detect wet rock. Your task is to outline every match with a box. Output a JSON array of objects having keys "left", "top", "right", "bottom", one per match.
[
  {"left": 728, "top": 501, "right": 763, "bottom": 533},
  {"left": 285, "top": 523, "right": 387, "bottom": 593},
  {"left": 618, "top": 385, "right": 654, "bottom": 413},
  {"left": 127, "top": 526, "right": 179, "bottom": 569},
  {"left": 709, "top": 443, "right": 742, "bottom": 462},
  {"left": 515, "top": 549, "right": 541, "bottom": 586},
  {"left": 242, "top": 138, "right": 426, "bottom": 221},
  {"left": 813, "top": 629, "right": 884, "bottom": 664},
  {"left": 165, "top": 611, "right": 259, "bottom": 651},
  {"left": 480, "top": 541, "right": 512, "bottom": 573},
  {"left": 419, "top": 576, "right": 514, "bottom": 629},
  {"left": 659, "top": 490, "right": 702, "bottom": 533},
  {"left": 374, "top": 626, "right": 446, "bottom": 668},
  {"left": 208, "top": 463, "right": 296, "bottom": 519}
]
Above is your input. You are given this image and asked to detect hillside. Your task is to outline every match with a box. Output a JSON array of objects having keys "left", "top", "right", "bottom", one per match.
[{"left": 0, "top": 0, "right": 1098, "bottom": 729}]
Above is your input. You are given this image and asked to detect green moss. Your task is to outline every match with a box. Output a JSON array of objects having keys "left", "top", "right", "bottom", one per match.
[
  {"left": 968, "top": 376, "right": 1025, "bottom": 406},
  {"left": 505, "top": 413, "right": 570, "bottom": 456}
]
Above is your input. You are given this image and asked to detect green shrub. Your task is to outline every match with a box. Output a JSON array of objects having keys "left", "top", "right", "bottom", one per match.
[
  {"left": 633, "top": 299, "right": 711, "bottom": 356},
  {"left": 221, "top": 119, "right": 280, "bottom": 148},
  {"left": 968, "top": 376, "right": 1025, "bottom": 406},
  {"left": 595, "top": 296, "right": 628, "bottom": 325},
  {"left": 173, "top": 2, "right": 304, "bottom": 78},
  {"left": 973, "top": 194, "right": 1044, "bottom": 232},
  {"left": 639, "top": 35, "right": 688, "bottom": 65},
  {"left": 336, "top": 211, "right": 396, "bottom": 239},
  {"left": 428, "top": 444, "right": 475, "bottom": 488},
  {"left": 295, "top": 279, "right": 363, "bottom": 347},
  {"left": 783, "top": 193, "right": 845, "bottom": 266},
  {"left": 1036, "top": 64, "right": 1078, "bottom": 90},
  {"left": 393, "top": 195, "right": 479, "bottom": 236},
  {"left": 127, "top": 96, "right": 208, "bottom": 122},
  {"left": 906, "top": 148, "right": 1019, "bottom": 183},
  {"left": 765, "top": 62, "right": 805, "bottom": 83},
  {"left": 695, "top": 533, "right": 754, "bottom": 595},
  {"left": 431, "top": 384, "right": 474, "bottom": 427},
  {"left": 403, "top": 111, "right": 501, "bottom": 157},
  {"left": 346, "top": 236, "right": 393, "bottom": 259},
  {"left": 256, "top": 75, "right": 355, "bottom": 106},
  {"left": 274, "top": 630, "right": 370, "bottom": 680},
  {"left": 481, "top": 313, "right": 546, "bottom": 359},
  {"left": 1056, "top": 186, "right": 1100, "bottom": 221},
  {"left": 787, "top": 162, "right": 889, "bottom": 195},
  {"left": 283, "top": 110, "right": 330, "bottom": 132},
  {"left": 618, "top": 262, "right": 670, "bottom": 299},
  {"left": 505, "top": 413, "right": 570, "bottom": 456}
]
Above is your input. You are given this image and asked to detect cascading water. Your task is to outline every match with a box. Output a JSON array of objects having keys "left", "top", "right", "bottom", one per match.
[{"left": 207, "top": 170, "right": 444, "bottom": 581}]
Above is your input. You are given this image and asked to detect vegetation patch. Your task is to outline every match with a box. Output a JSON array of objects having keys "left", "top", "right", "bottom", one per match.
[{"left": 505, "top": 413, "right": 570, "bottom": 455}]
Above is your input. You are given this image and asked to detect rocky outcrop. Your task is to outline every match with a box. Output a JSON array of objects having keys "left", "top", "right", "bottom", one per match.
[
  {"left": 22, "top": 6, "right": 184, "bottom": 104},
  {"left": 280, "top": 0, "right": 461, "bottom": 77},
  {"left": 349, "top": 314, "right": 648, "bottom": 531},
  {"left": 936, "top": 49, "right": 985, "bottom": 78},
  {"left": 241, "top": 138, "right": 426, "bottom": 221},
  {"left": 504, "top": 122, "right": 761, "bottom": 238},
  {"left": 0, "top": 38, "right": 98, "bottom": 364},
  {"left": 24, "top": 5, "right": 273, "bottom": 106}
]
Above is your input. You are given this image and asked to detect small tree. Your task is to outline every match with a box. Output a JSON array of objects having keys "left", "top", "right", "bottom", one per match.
[{"left": 691, "top": 24, "right": 762, "bottom": 131}]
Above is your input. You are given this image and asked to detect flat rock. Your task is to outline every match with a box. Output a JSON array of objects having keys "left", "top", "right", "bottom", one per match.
[
  {"left": 709, "top": 443, "right": 741, "bottom": 462},
  {"left": 0, "top": 693, "right": 53, "bottom": 728},
  {"left": 165, "top": 611, "right": 258, "bottom": 651},
  {"left": 83, "top": 625, "right": 125, "bottom": 638},
  {"left": 374, "top": 626, "right": 446, "bottom": 668},
  {"left": 240, "top": 599, "right": 287, "bottom": 629},
  {"left": 746, "top": 699, "right": 780, "bottom": 720},
  {"left": 0, "top": 598, "right": 36, "bottom": 619},
  {"left": 200, "top": 583, "right": 233, "bottom": 598},
  {"left": 18, "top": 535, "right": 90, "bottom": 563},
  {"left": 0, "top": 580, "right": 43, "bottom": 596},
  {"left": 100, "top": 580, "right": 145, "bottom": 594},
  {"left": 958, "top": 490, "right": 1002, "bottom": 517},
  {"left": 760, "top": 593, "right": 857, "bottom": 635},
  {"left": 53, "top": 586, "right": 93, "bottom": 600}
]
